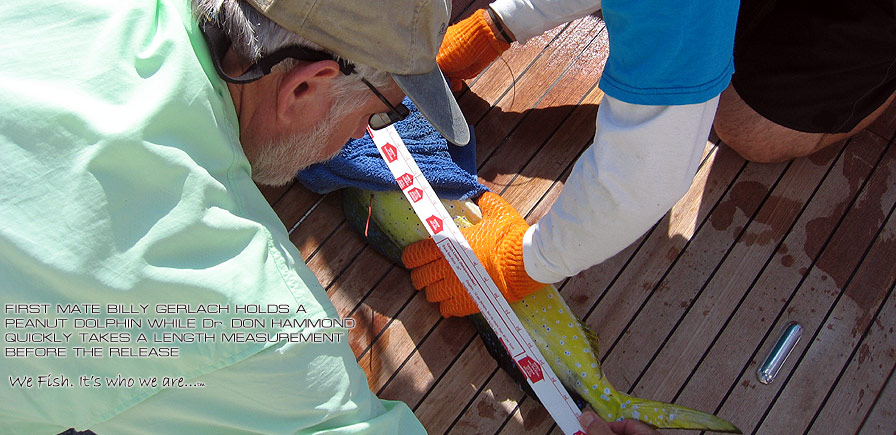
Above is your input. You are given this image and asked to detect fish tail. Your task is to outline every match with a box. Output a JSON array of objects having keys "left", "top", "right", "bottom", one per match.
[{"left": 613, "top": 392, "right": 741, "bottom": 433}]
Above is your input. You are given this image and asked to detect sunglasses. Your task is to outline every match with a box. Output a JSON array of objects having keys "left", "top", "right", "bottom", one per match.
[
  {"left": 200, "top": 18, "right": 409, "bottom": 131},
  {"left": 360, "top": 78, "right": 410, "bottom": 130}
]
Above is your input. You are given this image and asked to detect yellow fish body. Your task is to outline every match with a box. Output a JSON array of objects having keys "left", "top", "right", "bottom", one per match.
[
  {"left": 515, "top": 285, "right": 738, "bottom": 431},
  {"left": 342, "top": 188, "right": 739, "bottom": 433}
]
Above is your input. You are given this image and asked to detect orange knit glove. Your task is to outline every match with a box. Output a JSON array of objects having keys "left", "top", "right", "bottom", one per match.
[
  {"left": 401, "top": 192, "right": 545, "bottom": 317},
  {"left": 437, "top": 9, "right": 511, "bottom": 91}
]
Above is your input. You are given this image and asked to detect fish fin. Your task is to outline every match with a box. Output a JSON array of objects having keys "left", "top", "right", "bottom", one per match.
[
  {"left": 614, "top": 392, "right": 741, "bottom": 433},
  {"left": 583, "top": 325, "right": 601, "bottom": 356}
]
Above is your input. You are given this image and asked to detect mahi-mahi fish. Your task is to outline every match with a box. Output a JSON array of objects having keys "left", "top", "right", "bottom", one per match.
[{"left": 342, "top": 187, "right": 740, "bottom": 433}]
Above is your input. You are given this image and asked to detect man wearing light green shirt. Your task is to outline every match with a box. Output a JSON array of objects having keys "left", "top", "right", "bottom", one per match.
[{"left": 0, "top": 0, "right": 468, "bottom": 432}]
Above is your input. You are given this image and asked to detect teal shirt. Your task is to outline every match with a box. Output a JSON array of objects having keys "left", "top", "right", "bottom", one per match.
[
  {"left": 0, "top": 0, "right": 423, "bottom": 433},
  {"left": 599, "top": 0, "right": 739, "bottom": 105}
]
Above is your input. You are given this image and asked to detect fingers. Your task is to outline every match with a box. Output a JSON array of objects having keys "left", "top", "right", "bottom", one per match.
[
  {"left": 406, "top": 254, "right": 478, "bottom": 317},
  {"left": 402, "top": 219, "right": 483, "bottom": 271},
  {"left": 401, "top": 237, "right": 441, "bottom": 269},
  {"left": 579, "top": 410, "right": 613, "bottom": 435},
  {"left": 406, "top": 256, "right": 479, "bottom": 317},
  {"left": 606, "top": 420, "right": 660, "bottom": 435},
  {"left": 476, "top": 191, "right": 519, "bottom": 221},
  {"left": 415, "top": 270, "right": 478, "bottom": 317},
  {"left": 425, "top": 278, "right": 460, "bottom": 303},
  {"left": 408, "top": 258, "right": 450, "bottom": 290},
  {"left": 474, "top": 191, "right": 501, "bottom": 209},
  {"left": 403, "top": 191, "right": 527, "bottom": 319},
  {"left": 440, "top": 293, "right": 479, "bottom": 317}
]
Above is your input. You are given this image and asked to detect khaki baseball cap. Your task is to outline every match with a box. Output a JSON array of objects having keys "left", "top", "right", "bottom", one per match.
[{"left": 246, "top": 0, "right": 470, "bottom": 146}]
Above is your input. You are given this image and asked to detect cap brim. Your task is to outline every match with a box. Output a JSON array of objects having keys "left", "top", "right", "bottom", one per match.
[{"left": 392, "top": 68, "right": 470, "bottom": 146}]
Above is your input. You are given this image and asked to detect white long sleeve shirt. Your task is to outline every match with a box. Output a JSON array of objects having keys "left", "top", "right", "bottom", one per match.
[
  {"left": 524, "top": 96, "right": 719, "bottom": 283},
  {"left": 488, "top": 0, "right": 738, "bottom": 282}
]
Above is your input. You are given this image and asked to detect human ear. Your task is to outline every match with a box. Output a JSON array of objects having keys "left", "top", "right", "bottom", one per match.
[{"left": 276, "top": 60, "right": 342, "bottom": 122}]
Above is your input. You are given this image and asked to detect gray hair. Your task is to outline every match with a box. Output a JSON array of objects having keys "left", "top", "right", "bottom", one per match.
[{"left": 192, "top": 0, "right": 392, "bottom": 96}]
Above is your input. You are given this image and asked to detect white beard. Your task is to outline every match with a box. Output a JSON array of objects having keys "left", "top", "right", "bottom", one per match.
[{"left": 249, "top": 93, "right": 361, "bottom": 187}]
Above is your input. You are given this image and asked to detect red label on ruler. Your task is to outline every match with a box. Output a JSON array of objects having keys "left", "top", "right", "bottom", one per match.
[
  {"left": 408, "top": 187, "right": 424, "bottom": 203},
  {"left": 381, "top": 143, "right": 398, "bottom": 162},
  {"left": 426, "top": 216, "right": 443, "bottom": 234},
  {"left": 517, "top": 356, "right": 544, "bottom": 382},
  {"left": 396, "top": 173, "right": 414, "bottom": 190}
]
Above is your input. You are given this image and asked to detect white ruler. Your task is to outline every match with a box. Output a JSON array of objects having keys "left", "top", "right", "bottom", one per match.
[{"left": 368, "top": 125, "right": 585, "bottom": 435}]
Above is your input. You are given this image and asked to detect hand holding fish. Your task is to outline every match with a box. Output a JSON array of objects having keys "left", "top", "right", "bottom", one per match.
[
  {"left": 344, "top": 188, "right": 740, "bottom": 433},
  {"left": 401, "top": 192, "right": 545, "bottom": 317},
  {"left": 580, "top": 411, "right": 660, "bottom": 435}
]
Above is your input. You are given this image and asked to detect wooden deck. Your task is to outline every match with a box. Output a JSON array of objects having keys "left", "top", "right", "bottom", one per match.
[{"left": 261, "top": 3, "right": 896, "bottom": 433}]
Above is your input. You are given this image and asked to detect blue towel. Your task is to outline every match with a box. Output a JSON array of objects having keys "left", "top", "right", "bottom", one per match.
[{"left": 296, "top": 98, "right": 488, "bottom": 200}]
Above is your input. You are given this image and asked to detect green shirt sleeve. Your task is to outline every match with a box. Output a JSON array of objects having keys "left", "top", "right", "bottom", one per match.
[{"left": 0, "top": 0, "right": 423, "bottom": 433}]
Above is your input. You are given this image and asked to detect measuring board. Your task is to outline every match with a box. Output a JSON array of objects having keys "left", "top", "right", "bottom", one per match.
[{"left": 368, "top": 125, "right": 585, "bottom": 434}]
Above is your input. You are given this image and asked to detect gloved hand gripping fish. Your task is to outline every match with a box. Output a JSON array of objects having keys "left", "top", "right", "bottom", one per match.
[{"left": 342, "top": 187, "right": 740, "bottom": 433}]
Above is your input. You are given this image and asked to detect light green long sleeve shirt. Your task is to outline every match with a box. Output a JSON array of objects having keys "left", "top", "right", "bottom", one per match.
[{"left": 0, "top": 1, "right": 423, "bottom": 433}]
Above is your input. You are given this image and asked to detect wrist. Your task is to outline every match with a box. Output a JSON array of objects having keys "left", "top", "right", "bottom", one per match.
[
  {"left": 497, "top": 223, "right": 544, "bottom": 300},
  {"left": 484, "top": 7, "right": 516, "bottom": 44},
  {"left": 522, "top": 224, "right": 566, "bottom": 285}
]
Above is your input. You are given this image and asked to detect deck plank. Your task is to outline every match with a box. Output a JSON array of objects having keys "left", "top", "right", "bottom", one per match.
[
  {"left": 257, "top": 182, "right": 291, "bottom": 205},
  {"left": 450, "top": 120, "right": 724, "bottom": 433},
  {"left": 467, "top": 18, "right": 607, "bottom": 174},
  {"left": 579, "top": 143, "right": 745, "bottom": 350},
  {"left": 412, "top": 336, "right": 502, "bottom": 433},
  {"left": 671, "top": 132, "right": 891, "bottom": 434},
  {"left": 495, "top": 85, "right": 604, "bottom": 214},
  {"left": 705, "top": 132, "right": 894, "bottom": 433},
  {"left": 271, "top": 185, "right": 324, "bottom": 240},
  {"left": 458, "top": 22, "right": 571, "bottom": 125},
  {"left": 473, "top": 18, "right": 608, "bottom": 186},
  {"left": 600, "top": 157, "right": 790, "bottom": 394},
  {"left": 860, "top": 366, "right": 896, "bottom": 434},
  {"left": 809, "top": 260, "right": 896, "bottom": 434},
  {"left": 324, "top": 247, "right": 394, "bottom": 319},
  {"left": 759, "top": 146, "right": 896, "bottom": 432},
  {"left": 295, "top": 195, "right": 364, "bottom": 288},
  {"left": 378, "top": 314, "right": 478, "bottom": 406},
  {"left": 629, "top": 141, "right": 845, "bottom": 403},
  {"left": 360, "top": 278, "right": 443, "bottom": 392}
]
